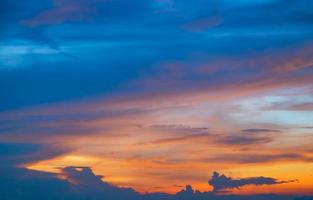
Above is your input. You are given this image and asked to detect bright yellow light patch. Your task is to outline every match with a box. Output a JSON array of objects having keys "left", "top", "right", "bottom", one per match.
[{"left": 26, "top": 154, "right": 101, "bottom": 173}]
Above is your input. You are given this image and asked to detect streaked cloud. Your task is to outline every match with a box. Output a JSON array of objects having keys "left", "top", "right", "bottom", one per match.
[
  {"left": 0, "top": 0, "right": 313, "bottom": 196},
  {"left": 209, "top": 153, "right": 313, "bottom": 164}
]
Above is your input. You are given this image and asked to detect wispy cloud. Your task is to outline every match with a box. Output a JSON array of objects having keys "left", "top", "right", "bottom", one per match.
[{"left": 208, "top": 153, "right": 313, "bottom": 164}]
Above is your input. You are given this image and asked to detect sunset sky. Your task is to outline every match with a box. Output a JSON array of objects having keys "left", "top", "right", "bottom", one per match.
[{"left": 1, "top": 0, "right": 313, "bottom": 196}]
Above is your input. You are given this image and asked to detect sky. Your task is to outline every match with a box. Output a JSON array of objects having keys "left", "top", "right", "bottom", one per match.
[{"left": 0, "top": 0, "right": 313, "bottom": 197}]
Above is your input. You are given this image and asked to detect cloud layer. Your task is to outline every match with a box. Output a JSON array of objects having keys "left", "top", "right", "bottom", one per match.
[{"left": 0, "top": 0, "right": 313, "bottom": 196}]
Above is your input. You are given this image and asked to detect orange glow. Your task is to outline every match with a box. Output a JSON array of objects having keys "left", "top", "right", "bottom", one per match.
[{"left": 27, "top": 151, "right": 313, "bottom": 195}]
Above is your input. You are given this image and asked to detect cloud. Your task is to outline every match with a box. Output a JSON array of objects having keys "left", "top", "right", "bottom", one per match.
[
  {"left": 175, "top": 185, "right": 196, "bottom": 198},
  {"left": 209, "top": 153, "right": 313, "bottom": 164},
  {"left": 0, "top": 142, "right": 69, "bottom": 167},
  {"left": 150, "top": 124, "right": 208, "bottom": 133},
  {"left": 269, "top": 46, "right": 313, "bottom": 73},
  {"left": 0, "top": 141, "right": 309, "bottom": 199},
  {"left": 208, "top": 171, "right": 295, "bottom": 193},
  {"left": 241, "top": 129, "right": 281, "bottom": 133},
  {"left": 272, "top": 103, "right": 313, "bottom": 111},
  {"left": 139, "top": 124, "right": 211, "bottom": 145},
  {"left": 0, "top": 164, "right": 304, "bottom": 200},
  {"left": 1, "top": 0, "right": 313, "bottom": 196},
  {"left": 142, "top": 126, "right": 274, "bottom": 147},
  {"left": 302, "top": 126, "right": 313, "bottom": 129},
  {"left": 184, "top": 16, "right": 221, "bottom": 32},
  {"left": 22, "top": 0, "right": 108, "bottom": 27},
  {"left": 0, "top": 142, "right": 138, "bottom": 200},
  {"left": 60, "top": 166, "right": 139, "bottom": 199},
  {"left": 146, "top": 133, "right": 209, "bottom": 145},
  {"left": 0, "top": 166, "right": 139, "bottom": 200},
  {"left": 18, "top": 26, "right": 60, "bottom": 49},
  {"left": 217, "top": 135, "right": 272, "bottom": 146}
]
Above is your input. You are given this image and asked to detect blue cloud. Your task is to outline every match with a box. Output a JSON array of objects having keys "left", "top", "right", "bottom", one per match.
[{"left": 1, "top": 0, "right": 313, "bottom": 111}]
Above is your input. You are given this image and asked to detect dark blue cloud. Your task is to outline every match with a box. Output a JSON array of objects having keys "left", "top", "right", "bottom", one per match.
[
  {"left": 1, "top": 0, "right": 313, "bottom": 111},
  {"left": 0, "top": 166, "right": 139, "bottom": 200},
  {"left": 0, "top": 143, "right": 68, "bottom": 167},
  {"left": 0, "top": 164, "right": 302, "bottom": 200},
  {"left": 0, "top": 142, "right": 139, "bottom": 200},
  {"left": 208, "top": 171, "right": 295, "bottom": 193},
  {"left": 0, "top": 143, "right": 41, "bottom": 156}
]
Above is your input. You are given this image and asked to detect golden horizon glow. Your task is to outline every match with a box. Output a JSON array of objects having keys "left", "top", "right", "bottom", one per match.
[{"left": 26, "top": 149, "right": 313, "bottom": 194}]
